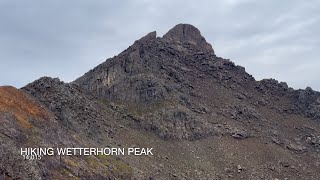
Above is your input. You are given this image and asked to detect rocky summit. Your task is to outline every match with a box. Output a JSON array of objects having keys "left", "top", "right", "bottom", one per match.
[{"left": 1, "top": 24, "right": 320, "bottom": 179}]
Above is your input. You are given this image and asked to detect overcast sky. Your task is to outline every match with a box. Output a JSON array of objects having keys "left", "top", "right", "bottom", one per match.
[{"left": 1, "top": 0, "right": 319, "bottom": 90}]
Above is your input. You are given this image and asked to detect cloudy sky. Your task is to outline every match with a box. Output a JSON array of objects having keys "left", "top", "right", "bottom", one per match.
[{"left": 1, "top": 0, "right": 319, "bottom": 90}]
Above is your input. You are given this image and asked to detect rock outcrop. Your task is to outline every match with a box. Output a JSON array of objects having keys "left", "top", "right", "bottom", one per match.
[{"left": 163, "top": 24, "right": 214, "bottom": 54}]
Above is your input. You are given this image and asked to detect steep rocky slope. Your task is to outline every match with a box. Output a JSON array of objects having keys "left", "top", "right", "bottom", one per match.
[
  {"left": 1, "top": 24, "right": 320, "bottom": 179},
  {"left": 0, "top": 86, "right": 133, "bottom": 179}
]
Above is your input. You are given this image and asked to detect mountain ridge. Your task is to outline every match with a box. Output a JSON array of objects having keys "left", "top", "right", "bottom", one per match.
[{"left": 1, "top": 24, "right": 320, "bottom": 179}]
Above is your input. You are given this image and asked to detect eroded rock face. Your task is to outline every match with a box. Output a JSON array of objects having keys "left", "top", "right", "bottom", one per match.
[
  {"left": 74, "top": 24, "right": 216, "bottom": 105},
  {"left": 255, "top": 79, "right": 320, "bottom": 121},
  {"left": 255, "top": 79, "right": 291, "bottom": 96},
  {"left": 163, "top": 24, "right": 214, "bottom": 54},
  {"left": 294, "top": 87, "right": 320, "bottom": 120},
  {"left": 22, "top": 77, "right": 117, "bottom": 142}
]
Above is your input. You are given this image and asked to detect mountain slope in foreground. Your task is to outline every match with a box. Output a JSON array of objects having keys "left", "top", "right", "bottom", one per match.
[{"left": 1, "top": 24, "right": 320, "bottom": 179}]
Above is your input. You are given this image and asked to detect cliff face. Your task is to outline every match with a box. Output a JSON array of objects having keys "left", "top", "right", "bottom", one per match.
[
  {"left": 75, "top": 24, "right": 217, "bottom": 103},
  {"left": 1, "top": 24, "right": 320, "bottom": 179}
]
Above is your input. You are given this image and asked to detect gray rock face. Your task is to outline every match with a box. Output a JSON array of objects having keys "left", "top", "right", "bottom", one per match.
[
  {"left": 163, "top": 24, "right": 214, "bottom": 54},
  {"left": 22, "top": 77, "right": 117, "bottom": 142},
  {"left": 256, "top": 79, "right": 291, "bottom": 95},
  {"left": 136, "top": 31, "right": 157, "bottom": 45},
  {"left": 74, "top": 25, "right": 226, "bottom": 105},
  {"left": 294, "top": 87, "right": 320, "bottom": 120},
  {"left": 255, "top": 79, "right": 320, "bottom": 121}
]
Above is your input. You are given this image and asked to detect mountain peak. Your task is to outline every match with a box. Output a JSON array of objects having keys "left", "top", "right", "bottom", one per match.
[
  {"left": 3, "top": 22, "right": 320, "bottom": 180},
  {"left": 163, "top": 24, "right": 214, "bottom": 53}
]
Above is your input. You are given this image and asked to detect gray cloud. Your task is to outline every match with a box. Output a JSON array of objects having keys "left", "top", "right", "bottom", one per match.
[{"left": 0, "top": 0, "right": 319, "bottom": 90}]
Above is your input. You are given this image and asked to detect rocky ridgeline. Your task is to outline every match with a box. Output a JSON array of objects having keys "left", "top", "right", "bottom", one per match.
[
  {"left": 255, "top": 78, "right": 320, "bottom": 120},
  {"left": 22, "top": 77, "right": 118, "bottom": 143}
]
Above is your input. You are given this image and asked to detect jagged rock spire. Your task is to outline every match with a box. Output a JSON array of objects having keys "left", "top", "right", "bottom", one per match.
[{"left": 135, "top": 31, "right": 157, "bottom": 45}]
